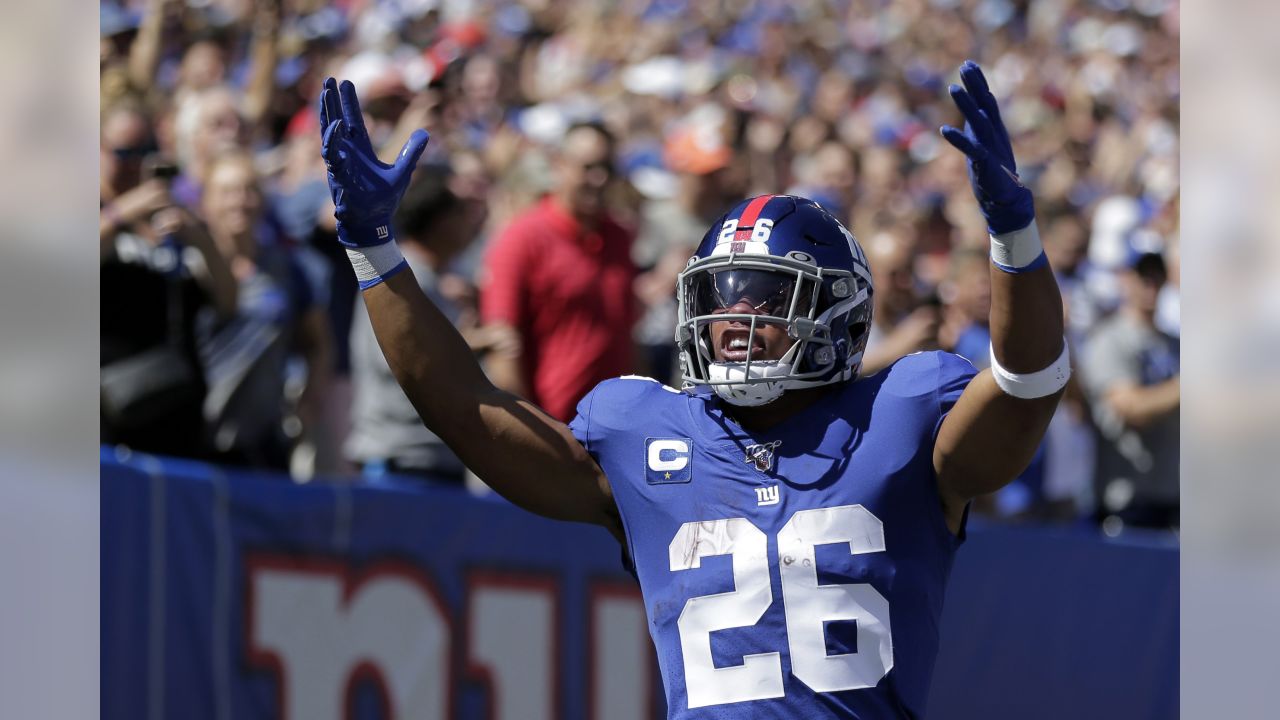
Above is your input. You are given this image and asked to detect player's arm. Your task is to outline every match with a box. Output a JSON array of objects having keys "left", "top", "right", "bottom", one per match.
[
  {"left": 932, "top": 63, "right": 1069, "bottom": 528},
  {"left": 318, "top": 78, "right": 618, "bottom": 531},
  {"left": 479, "top": 325, "right": 527, "bottom": 397}
]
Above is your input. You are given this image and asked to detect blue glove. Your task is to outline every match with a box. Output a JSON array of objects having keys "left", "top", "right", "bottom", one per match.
[
  {"left": 940, "top": 61, "right": 1034, "bottom": 236},
  {"left": 319, "top": 77, "right": 430, "bottom": 248}
]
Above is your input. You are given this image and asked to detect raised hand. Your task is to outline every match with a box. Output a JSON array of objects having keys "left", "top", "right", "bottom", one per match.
[
  {"left": 108, "top": 178, "right": 173, "bottom": 227},
  {"left": 318, "top": 77, "right": 429, "bottom": 248},
  {"left": 940, "top": 61, "right": 1034, "bottom": 235}
]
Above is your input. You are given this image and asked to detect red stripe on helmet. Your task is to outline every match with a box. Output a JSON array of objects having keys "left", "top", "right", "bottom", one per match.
[{"left": 733, "top": 194, "right": 775, "bottom": 241}]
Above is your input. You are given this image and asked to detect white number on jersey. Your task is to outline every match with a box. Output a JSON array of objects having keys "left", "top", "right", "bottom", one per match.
[
  {"left": 668, "top": 505, "right": 893, "bottom": 709},
  {"left": 669, "top": 519, "right": 783, "bottom": 708},
  {"left": 778, "top": 506, "right": 893, "bottom": 691}
]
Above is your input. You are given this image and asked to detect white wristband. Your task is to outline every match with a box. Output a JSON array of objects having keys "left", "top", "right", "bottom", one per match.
[
  {"left": 990, "top": 222, "right": 1045, "bottom": 271},
  {"left": 989, "top": 340, "right": 1071, "bottom": 399},
  {"left": 346, "top": 242, "right": 408, "bottom": 290}
]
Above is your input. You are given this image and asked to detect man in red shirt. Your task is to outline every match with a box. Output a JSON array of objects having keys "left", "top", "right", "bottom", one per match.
[{"left": 480, "top": 122, "right": 637, "bottom": 421}]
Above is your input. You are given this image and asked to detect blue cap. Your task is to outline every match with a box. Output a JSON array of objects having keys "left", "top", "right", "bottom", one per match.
[{"left": 101, "top": 4, "right": 141, "bottom": 37}]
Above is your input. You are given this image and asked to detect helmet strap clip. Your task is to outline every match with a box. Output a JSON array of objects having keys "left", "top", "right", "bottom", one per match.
[{"left": 789, "top": 317, "right": 820, "bottom": 341}]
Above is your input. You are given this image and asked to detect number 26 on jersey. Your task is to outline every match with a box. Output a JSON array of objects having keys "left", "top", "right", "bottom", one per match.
[{"left": 669, "top": 504, "right": 893, "bottom": 709}]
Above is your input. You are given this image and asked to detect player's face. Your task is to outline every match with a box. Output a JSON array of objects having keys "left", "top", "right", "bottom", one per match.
[
  {"left": 699, "top": 269, "right": 808, "bottom": 363},
  {"left": 709, "top": 312, "right": 793, "bottom": 363}
]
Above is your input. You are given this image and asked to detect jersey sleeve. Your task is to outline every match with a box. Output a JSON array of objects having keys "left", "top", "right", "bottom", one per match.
[
  {"left": 563, "top": 376, "right": 680, "bottom": 571},
  {"left": 930, "top": 351, "right": 978, "bottom": 543},
  {"left": 568, "top": 376, "right": 676, "bottom": 461},
  {"left": 932, "top": 351, "right": 979, "bottom": 443},
  {"left": 566, "top": 377, "right": 661, "bottom": 575},
  {"left": 567, "top": 385, "right": 599, "bottom": 459}
]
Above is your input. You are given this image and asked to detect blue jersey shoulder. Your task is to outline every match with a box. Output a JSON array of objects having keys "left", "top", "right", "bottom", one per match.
[
  {"left": 569, "top": 375, "right": 692, "bottom": 452},
  {"left": 871, "top": 350, "right": 977, "bottom": 406}
]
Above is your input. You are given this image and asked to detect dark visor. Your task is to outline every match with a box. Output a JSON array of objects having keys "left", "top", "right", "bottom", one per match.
[{"left": 689, "top": 269, "right": 804, "bottom": 317}]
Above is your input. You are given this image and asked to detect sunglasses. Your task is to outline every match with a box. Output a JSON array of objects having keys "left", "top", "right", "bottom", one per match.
[{"left": 109, "top": 143, "right": 158, "bottom": 161}]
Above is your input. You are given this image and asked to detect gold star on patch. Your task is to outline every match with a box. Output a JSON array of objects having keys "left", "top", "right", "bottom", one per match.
[{"left": 664, "top": 472, "right": 672, "bottom": 480}]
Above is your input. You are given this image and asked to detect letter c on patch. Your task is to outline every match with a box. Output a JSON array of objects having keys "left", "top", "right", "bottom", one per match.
[{"left": 647, "top": 439, "right": 689, "bottom": 472}]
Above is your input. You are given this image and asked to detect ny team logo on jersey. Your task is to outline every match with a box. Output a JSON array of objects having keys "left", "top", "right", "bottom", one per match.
[
  {"left": 645, "top": 437, "right": 693, "bottom": 484},
  {"left": 755, "top": 485, "right": 781, "bottom": 506},
  {"left": 744, "top": 440, "right": 781, "bottom": 473}
]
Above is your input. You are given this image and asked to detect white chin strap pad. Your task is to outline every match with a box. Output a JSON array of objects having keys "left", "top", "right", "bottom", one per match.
[
  {"left": 989, "top": 340, "right": 1071, "bottom": 399},
  {"left": 708, "top": 361, "right": 789, "bottom": 406}
]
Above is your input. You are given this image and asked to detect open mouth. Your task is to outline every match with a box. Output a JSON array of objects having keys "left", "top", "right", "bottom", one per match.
[{"left": 718, "top": 327, "right": 768, "bottom": 362}]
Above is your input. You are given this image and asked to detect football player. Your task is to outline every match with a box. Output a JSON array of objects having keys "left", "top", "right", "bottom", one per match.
[{"left": 318, "top": 60, "right": 1068, "bottom": 718}]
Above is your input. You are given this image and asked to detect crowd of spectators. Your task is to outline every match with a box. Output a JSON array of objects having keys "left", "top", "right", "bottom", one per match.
[{"left": 99, "top": 0, "right": 1180, "bottom": 530}]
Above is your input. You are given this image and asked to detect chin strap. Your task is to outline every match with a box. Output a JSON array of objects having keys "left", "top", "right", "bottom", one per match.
[
  {"left": 708, "top": 360, "right": 789, "bottom": 406},
  {"left": 714, "top": 383, "right": 784, "bottom": 407}
]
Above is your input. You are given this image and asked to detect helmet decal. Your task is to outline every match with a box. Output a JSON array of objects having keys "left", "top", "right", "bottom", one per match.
[
  {"left": 836, "top": 220, "right": 869, "bottom": 268},
  {"left": 733, "top": 194, "right": 776, "bottom": 239},
  {"left": 712, "top": 194, "right": 778, "bottom": 257}
]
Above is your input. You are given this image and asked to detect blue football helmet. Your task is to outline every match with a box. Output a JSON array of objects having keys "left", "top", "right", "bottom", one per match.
[{"left": 676, "top": 195, "right": 874, "bottom": 406}]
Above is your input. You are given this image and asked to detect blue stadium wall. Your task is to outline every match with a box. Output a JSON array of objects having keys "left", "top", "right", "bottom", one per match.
[{"left": 102, "top": 448, "right": 1177, "bottom": 719}]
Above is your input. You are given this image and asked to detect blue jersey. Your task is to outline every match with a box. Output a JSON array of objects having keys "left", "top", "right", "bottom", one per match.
[{"left": 569, "top": 351, "right": 977, "bottom": 719}]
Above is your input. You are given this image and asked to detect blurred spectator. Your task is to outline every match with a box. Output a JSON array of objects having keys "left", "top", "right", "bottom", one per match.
[
  {"left": 862, "top": 231, "right": 940, "bottom": 375},
  {"left": 633, "top": 116, "right": 745, "bottom": 385},
  {"left": 788, "top": 140, "right": 857, "bottom": 221},
  {"left": 172, "top": 86, "right": 246, "bottom": 208},
  {"left": 479, "top": 122, "right": 637, "bottom": 421},
  {"left": 1155, "top": 214, "right": 1180, "bottom": 338},
  {"left": 347, "top": 165, "right": 509, "bottom": 484},
  {"left": 269, "top": 109, "right": 352, "bottom": 373},
  {"left": 1083, "top": 249, "right": 1180, "bottom": 530},
  {"left": 1040, "top": 211, "right": 1100, "bottom": 519},
  {"left": 100, "top": 100, "right": 155, "bottom": 204},
  {"left": 196, "top": 149, "right": 332, "bottom": 469},
  {"left": 100, "top": 100, "right": 237, "bottom": 457},
  {"left": 942, "top": 246, "right": 993, "bottom": 368},
  {"left": 1043, "top": 211, "right": 1103, "bottom": 342}
]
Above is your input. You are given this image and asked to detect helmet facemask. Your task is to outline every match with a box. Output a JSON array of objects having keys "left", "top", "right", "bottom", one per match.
[{"left": 676, "top": 250, "right": 871, "bottom": 406}]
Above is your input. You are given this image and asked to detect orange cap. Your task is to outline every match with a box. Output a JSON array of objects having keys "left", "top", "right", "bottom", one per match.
[{"left": 664, "top": 126, "right": 731, "bottom": 175}]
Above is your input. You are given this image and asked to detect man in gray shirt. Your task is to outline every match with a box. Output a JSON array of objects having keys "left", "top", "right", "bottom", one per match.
[
  {"left": 346, "top": 164, "right": 508, "bottom": 484},
  {"left": 1082, "top": 250, "right": 1180, "bottom": 528}
]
